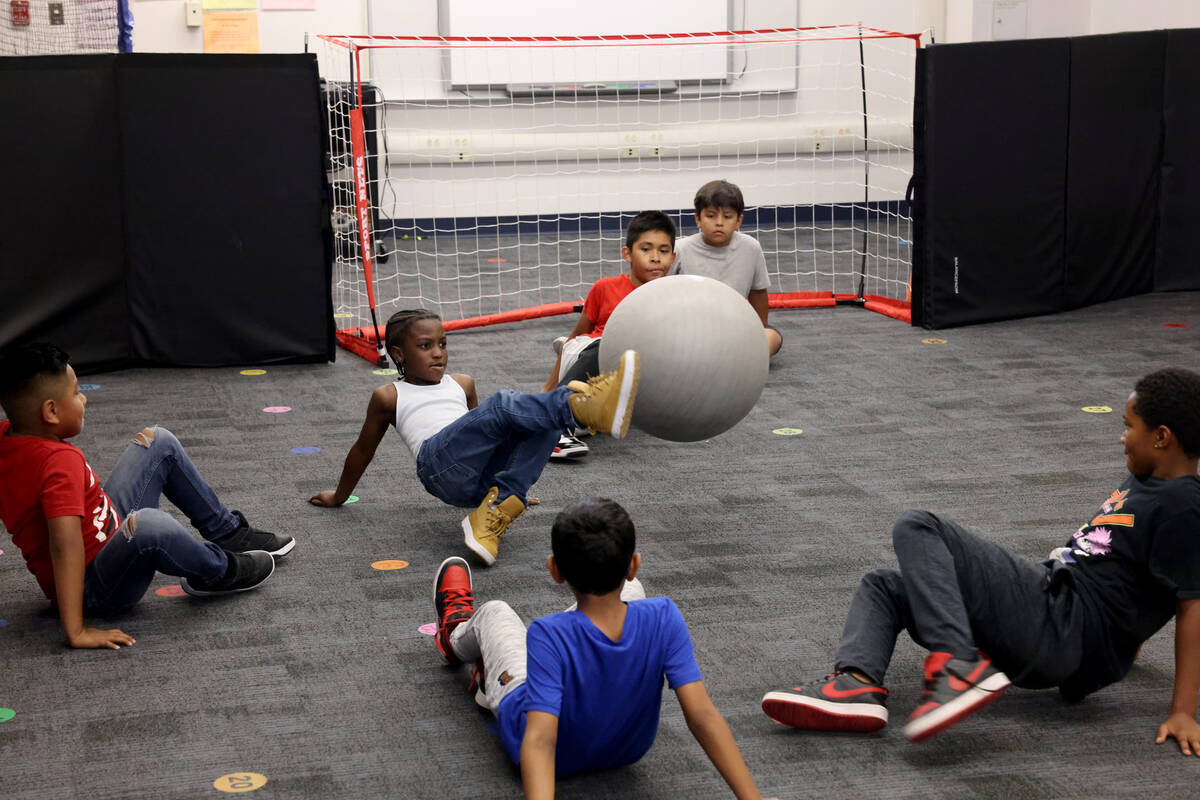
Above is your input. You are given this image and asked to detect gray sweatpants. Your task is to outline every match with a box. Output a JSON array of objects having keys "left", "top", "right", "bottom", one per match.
[
  {"left": 834, "top": 510, "right": 1098, "bottom": 689},
  {"left": 450, "top": 578, "right": 646, "bottom": 713}
]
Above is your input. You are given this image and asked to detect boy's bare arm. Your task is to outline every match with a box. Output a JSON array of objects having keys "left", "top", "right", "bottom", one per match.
[
  {"left": 1156, "top": 597, "right": 1200, "bottom": 756},
  {"left": 747, "top": 289, "right": 770, "bottom": 327},
  {"left": 452, "top": 374, "right": 478, "bottom": 410},
  {"left": 520, "top": 710, "right": 558, "bottom": 800},
  {"left": 47, "top": 515, "right": 135, "bottom": 650},
  {"left": 310, "top": 385, "right": 394, "bottom": 507},
  {"left": 541, "top": 314, "right": 595, "bottom": 392},
  {"left": 676, "top": 681, "right": 772, "bottom": 800}
]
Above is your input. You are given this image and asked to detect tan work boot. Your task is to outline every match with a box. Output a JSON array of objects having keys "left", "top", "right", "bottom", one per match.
[
  {"left": 461, "top": 486, "right": 525, "bottom": 565},
  {"left": 567, "top": 349, "right": 640, "bottom": 439}
]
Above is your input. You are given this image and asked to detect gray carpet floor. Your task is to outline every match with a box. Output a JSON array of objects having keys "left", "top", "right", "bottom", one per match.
[{"left": 2, "top": 290, "right": 1199, "bottom": 799}]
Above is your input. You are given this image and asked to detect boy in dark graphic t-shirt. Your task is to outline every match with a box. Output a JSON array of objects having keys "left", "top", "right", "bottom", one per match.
[{"left": 761, "top": 368, "right": 1200, "bottom": 755}]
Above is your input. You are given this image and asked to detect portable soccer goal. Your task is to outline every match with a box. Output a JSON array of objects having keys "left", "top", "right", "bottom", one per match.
[{"left": 313, "top": 24, "right": 921, "bottom": 364}]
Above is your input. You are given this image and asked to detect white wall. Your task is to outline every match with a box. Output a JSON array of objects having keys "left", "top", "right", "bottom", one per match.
[{"left": 943, "top": 0, "right": 1200, "bottom": 44}]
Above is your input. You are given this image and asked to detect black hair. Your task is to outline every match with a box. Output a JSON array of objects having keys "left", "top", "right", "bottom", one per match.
[
  {"left": 624, "top": 210, "right": 677, "bottom": 250},
  {"left": 383, "top": 308, "right": 441, "bottom": 373},
  {"left": 0, "top": 342, "right": 71, "bottom": 419},
  {"left": 551, "top": 497, "right": 636, "bottom": 595},
  {"left": 694, "top": 179, "right": 745, "bottom": 216},
  {"left": 1133, "top": 368, "right": 1200, "bottom": 458}
]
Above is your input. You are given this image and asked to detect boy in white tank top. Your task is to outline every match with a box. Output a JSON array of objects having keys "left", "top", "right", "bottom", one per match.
[{"left": 311, "top": 309, "right": 642, "bottom": 566}]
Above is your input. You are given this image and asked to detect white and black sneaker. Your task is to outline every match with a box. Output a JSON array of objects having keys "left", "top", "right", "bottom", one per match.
[
  {"left": 182, "top": 550, "right": 275, "bottom": 597},
  {"left": 551, "top": 336, "right": 568, "bottom": 355},
  {"left": 549, "top": 433, "right": 589, "bottom": 461},
  {"left": 216, "top": 511, "right": 296, "bottom": 558}
]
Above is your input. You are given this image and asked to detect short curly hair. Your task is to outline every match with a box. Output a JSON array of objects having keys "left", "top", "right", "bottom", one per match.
[
  {"left": 1133, "top": 368, "right": 1200, "bottom": 458},
  {"left": 550, "top": 497, "right": 636, "bottom": 595}
]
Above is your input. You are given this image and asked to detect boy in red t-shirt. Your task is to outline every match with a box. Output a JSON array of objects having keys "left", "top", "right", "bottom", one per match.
[
  {"left": 541, "top": 211, "right": 676, "bottom": 459},
  {"left": 0, "top": 343, "right": 293, "bottom": 650}
]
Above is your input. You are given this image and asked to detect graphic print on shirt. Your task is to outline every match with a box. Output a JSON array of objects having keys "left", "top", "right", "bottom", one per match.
[
  {"left": 85, "top": 463, "right": 120, "bottom": 544},
  {"left": 1068, "top": 487, "right": 1135, "bottom": 559}
]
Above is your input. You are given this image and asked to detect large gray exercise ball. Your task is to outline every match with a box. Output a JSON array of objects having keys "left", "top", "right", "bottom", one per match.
[{"left": 597, "top": 274, "right": 768, "bottom": 442}]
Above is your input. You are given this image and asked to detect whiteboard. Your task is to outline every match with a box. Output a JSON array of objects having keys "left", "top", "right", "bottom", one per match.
[{"left": 435, "top": 0, "right": 731, "bottom": 88}]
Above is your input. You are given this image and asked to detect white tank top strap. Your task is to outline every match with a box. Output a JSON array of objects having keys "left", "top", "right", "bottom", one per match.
[{"left": 393, "top": 375, "right": 469, "bottom": 457}]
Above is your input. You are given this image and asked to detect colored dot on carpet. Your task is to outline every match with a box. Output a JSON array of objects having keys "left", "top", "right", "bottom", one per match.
[
  {"left": 371, "top": 560, "right": 409, "bottom": 571},
  {"left": 921, "top": 338, "right": 947, "bottom": 345},
  {"left": 487, "top": 257, "right": 508, "bottom": 263},
  {"left": 0, "top": 708, "right": 15, "bottom": 722},
  {"left": 1163, "top": 322, "right": 1188, "bottom": 328},
  {"left": 240, "top": 369, "right": 267, "bottom": 376},
  {"left": 213, "top": 773, "right": 268, "bottom": 793},
  {"left": 418, "top": 623, "right": 436, "bottom": 636},
  {"left": 344, "top": 495, "right": 359, "bottom": 504},
  {"left": 373, "top": 368, "right": 398, "bottom": 376},
  {"left": 772, "top": 427, "right": 804, "bottom": 436},
  {"left": 263, "top": 406, "right": 291, "bottom": 414},
  {"left": 290, "top": 446, "right": 321, "bottom": 455},
  {"left": 79, "top": 383, "right": 101, "bottom": 391},
  {"left": 0, "top": 619, "right": 9, "bottom": 628},
  {"left": 333, "top": 312, "right": 354, "bottom": 319},
  {"left": 155, "top": 585, "right": 187, "bottom": 598},
  {"left": 1081, "top": 406, "right": 1112, "bottom": 414}
]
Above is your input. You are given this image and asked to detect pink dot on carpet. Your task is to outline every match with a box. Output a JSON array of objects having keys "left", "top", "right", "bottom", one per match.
[
  {"left": 263, "top": 406, "right": 291, "bottom": 413},
  {"left": 418, "top": 623, "right": 437, "bottom": 636}
]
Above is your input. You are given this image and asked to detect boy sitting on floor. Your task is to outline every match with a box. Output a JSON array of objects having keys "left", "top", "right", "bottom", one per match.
[
  {"left": 541, "top": 211, "right": 676, "bottom": 460},
  {"left": 431, "top": 497, "right": 774, "bottom": 798},
  {"left": 0, "top": 343, "right": 291, "bottom": 649},
  {"left": 671, "top": 179, "right": 782, "bottom": 357}
]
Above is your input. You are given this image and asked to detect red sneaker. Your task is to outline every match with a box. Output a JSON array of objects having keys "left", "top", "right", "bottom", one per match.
[
  {"left": 903, "top": 651, "right": 1010, "bottom": 742},
  {"left": 432, "top": 556, "right": 474, "bottom": 664},
  {"left": 761, "top": 671, "right": 889, "bottom": 732}
]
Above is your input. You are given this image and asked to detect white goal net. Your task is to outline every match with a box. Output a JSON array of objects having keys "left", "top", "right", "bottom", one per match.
[{"left": 314, "top": 25, "right": 919, "bottom": 362}]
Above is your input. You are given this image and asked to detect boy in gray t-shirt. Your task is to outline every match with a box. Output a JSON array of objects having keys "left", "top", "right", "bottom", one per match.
[{"left": 670, "top": 179, "right": 782, "bottom": 356}]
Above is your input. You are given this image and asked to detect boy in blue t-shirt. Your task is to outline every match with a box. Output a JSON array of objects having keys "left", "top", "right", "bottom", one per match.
[{"left": 431, "top": 497, "right": 771, "bottom": 798}]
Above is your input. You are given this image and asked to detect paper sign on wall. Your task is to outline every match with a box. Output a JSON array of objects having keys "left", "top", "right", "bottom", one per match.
[{"left": 202, "top": 11, "right": 259, "bottom": 52}]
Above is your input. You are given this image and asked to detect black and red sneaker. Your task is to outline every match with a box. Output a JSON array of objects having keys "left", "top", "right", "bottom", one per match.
[
  {"left": 549, "top": 433, "right": 589, "bottom": 461},
  {"left": 903, "top": 651, "right": 1010, "bottom": 742},
  {"left": 761, "top": 671, "right": 889, "bottom": 732},
  {"left": 432, "top": 556, "right": 475, "bottom": 664}
]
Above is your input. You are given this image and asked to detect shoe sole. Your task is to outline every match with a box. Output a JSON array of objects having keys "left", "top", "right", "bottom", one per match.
[
  {"left": 549, "top": 448, "right": 588, "bottom": 460},
  {"left": 607, "top": 350, "right": 640, "bottom": 439},
  {"left": 761, "top": 692, "right": 888, "bottom": 732},
  {"left": 902, "top": 672, "right": 1010, "bottom": 742},
  {"left": 181, "top": 552, "right": 275, "bottom": 597},
  {"left": 461, "top": 517, "right": 497, "bottom": 566},
  {"left": 268, "top": 538, "right": 296, "bottom": 558}
]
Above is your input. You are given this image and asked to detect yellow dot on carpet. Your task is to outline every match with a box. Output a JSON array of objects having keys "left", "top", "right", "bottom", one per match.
[
  {"left": 372, "top": 560, "right": 409, "bottom": 571},
  {"left": 213, "top": 773, "right": 267, "bottom": 793},
  {"left": 1081, "top": 406, "right": 1112, "bottom": 414},
  {"left": 239, "top": 369, "right": 266, "bottom": 376}
]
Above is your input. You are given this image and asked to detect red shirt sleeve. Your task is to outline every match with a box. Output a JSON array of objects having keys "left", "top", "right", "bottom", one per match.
[{"left": 39, "top": 448, "right": 87, "bottom": 521}]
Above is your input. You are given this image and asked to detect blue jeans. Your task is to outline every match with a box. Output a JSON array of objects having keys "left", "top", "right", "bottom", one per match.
[
  {"left": 82, "top": 427, "right": 238, "bottom": 614},
  {"left": 417, "top": 387, "right": 575, "bottom": 507}
]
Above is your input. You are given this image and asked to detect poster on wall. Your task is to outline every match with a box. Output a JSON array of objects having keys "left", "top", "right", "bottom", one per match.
[{"left": 202, "top": 11, "right": 259, "bottom": 52}]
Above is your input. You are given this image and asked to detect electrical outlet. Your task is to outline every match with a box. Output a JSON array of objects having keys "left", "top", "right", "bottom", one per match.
[
  {"left": 813, "top": 139, "right": 832, "bottom": 153},
  {"left": 455, "top": 151, "right": 469, "bottom": 161},
  {"left": 48, "top": 1, "right": 64, "bottom": 25},
  {"left": 622, "top": 147, "right": 638, "bottom": 158},
  {"left": 650, "top": 146, "right": 663, "bottom": 157},
  {"left": 185, "top": 0, "right": 201, "bottom": 27}
]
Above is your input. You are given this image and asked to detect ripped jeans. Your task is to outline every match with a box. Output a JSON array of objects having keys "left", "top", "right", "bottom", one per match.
[{"left": 82, "top": 427, "right": 239, "bottom": 614}]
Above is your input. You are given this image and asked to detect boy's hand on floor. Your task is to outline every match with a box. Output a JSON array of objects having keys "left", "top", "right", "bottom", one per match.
[
  {"left": 1156, "top": 712, "right": 1200, "bottom": 756},
  {"left": 309, "top": 491, "right": 341, "bottom": 507},
  {"left": 69, "top": 627, "right": 135, "bottom": 650}
]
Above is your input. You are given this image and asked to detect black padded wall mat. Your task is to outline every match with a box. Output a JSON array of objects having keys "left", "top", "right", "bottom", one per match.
[
  {"left": 118, "top": 54, "right": 332, "bottom": 367},
  {"left": 1065, "top": 31, "right": 1163, "bottom": 309},
  {"left": 917, "top": 38, "right": 1071, "bottom": 328},
  {"left": 1, "top": 54, "right": 332, "bottom": 371},
  {"left": 1157, "top": 28, "right": 1200, "bottom": 292},
  {"left": 0, "top": 56, "right": 130, "bottom": 372},
  {"left": 913, "top": 29, "right": 1200, "bottom": 329}
]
